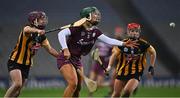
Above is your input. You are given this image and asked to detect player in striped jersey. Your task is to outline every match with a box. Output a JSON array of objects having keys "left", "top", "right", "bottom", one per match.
[
  {"left": 106, "top": 23, "right": 156, "bottom": 97},
  {"left": 4, "top": 11, "right": 59, "bottom": 97}
]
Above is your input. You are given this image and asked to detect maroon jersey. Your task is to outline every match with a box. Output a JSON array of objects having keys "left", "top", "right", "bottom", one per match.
[{"left": 67, "top": 26, "right": 102, "bottom": 57}]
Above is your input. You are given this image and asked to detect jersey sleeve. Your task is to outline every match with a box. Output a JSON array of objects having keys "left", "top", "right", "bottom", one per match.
[
  {"left": 69, "top": 27, "right": 81, "bottom": 36},
  {"left": 140, "top": 39, "right": 150, "bottom": 50},
  {"left": 94, "top": 28, "right": 103, "bottom": 38}
]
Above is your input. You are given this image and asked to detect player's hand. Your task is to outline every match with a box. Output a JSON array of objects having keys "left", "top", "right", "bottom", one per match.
[
  {"left": 63, "top": 48, "right": 71, "bottom": 59},
  {"left": 148, "top": 66, "right": 154, "bottom": 76},
  {"left": 123, "top": 39, "right": 139, "bottom": 48},
  {"left": 106, "top": 66, "right": 111, "bottom": 72},
  {"left": 37, "top": 30, "right": 45, "bottom": 35}
]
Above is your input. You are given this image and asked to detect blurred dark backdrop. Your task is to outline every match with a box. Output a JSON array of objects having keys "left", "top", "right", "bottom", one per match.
[{"left": 0, "top": 0, "right": 179, "bottom": 78}]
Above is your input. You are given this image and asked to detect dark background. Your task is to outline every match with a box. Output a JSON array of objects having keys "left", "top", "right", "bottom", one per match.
[{"left": 0, "top": 0, "right": 179, "bottom": 78}]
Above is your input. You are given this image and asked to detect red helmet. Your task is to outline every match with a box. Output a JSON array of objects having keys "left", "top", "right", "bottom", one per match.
[
  {"left": 28, "top": 11, "right": 48, "bottom": 29},
  {"left": 127, "top": 23, "right": 141, "bottom": 40},
  {"left": 127, "top": 23, "right": 141, "bottom": 30}
]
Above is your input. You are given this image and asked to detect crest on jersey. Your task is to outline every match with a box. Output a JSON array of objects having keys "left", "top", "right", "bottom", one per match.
[
  {"left": 92, "top": 32, "right": 96, "bottom": 37},
  {"left": 124, "top": 47, "right": 128, "bottom": 52}
]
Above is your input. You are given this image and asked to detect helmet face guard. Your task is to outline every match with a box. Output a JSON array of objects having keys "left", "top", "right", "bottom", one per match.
[
  {"left": 90, "top": 9, "right": 101, "bottom": 25},
  {"left": 80, "top": 7, "right": 101, "bottom": 25},
  {"left": 127, "top": 23, "right": 141, "bottom": 40},
  {"left": 28, "top": 11, "right": 48, "bottom": 29}
]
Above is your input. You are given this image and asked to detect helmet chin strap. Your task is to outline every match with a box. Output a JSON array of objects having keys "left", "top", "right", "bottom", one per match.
[
  {"left": 87, "top": 13, "right": 100, "bottom": 26},
  {"left": 33, "top": 19, "right": 39, "bottom": 27},
  {"left": 33, "top": 19, "right": 46, "bottom": 30},
  {"left": 91, "top": 21, "right": 99, "bottom": 25},
  {"left": 86, "top": 13, "right": 92, "bottom": 21}
]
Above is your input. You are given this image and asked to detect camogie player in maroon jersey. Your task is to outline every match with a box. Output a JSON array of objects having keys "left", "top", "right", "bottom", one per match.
[{"left": 57, "top": 7, "right": 137, "bottom": 97}]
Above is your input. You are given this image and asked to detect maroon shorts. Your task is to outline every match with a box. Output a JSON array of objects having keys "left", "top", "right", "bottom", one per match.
[{"left": 57, "top": 52, "right": 82, "bottom": 69}]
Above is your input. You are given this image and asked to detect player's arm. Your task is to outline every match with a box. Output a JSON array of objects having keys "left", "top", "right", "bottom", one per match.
[
  {"left": 23, "top": 26, "right": 45, "bottom": 36},
  {"left": 106, "top": 46, "right": 120, "bottom": 71},
  {"left": 58, "top": 28, "right": 71, "bottom": 59},
  {"left": 41, "top": 39, "right": 59, "bottom": 58},
  {"left": 147, "top": 45, "right": 157, "bottom": 76},
  {"left": 98, "top": 34, "right": 137, "bottom": 48}
]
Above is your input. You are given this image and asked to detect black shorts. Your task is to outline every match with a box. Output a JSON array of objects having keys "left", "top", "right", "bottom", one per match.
[
  {"left": 7, "top": 60, "right": 30, "bottom": 79},
  {"left": 116, "top": 73, "right": 143, "bottom": 81}
]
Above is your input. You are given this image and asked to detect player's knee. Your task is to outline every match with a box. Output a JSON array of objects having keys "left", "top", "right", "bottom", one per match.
[
  {"left": 68, "top": 81, "right": 78, "bottom": 90},
  {"left": 13, "top": 82, "right": 23, "bottom": 90}
]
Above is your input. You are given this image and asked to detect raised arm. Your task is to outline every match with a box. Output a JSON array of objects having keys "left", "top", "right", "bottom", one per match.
[
  {"left": 98, "top": 34, "right": 137, "bottom": 48},
  {"left": 23, "top": 26, "right": 45, "bottom": 36},
  {"left": 98, "top": 34, "right": 123, "bottom": 46}
]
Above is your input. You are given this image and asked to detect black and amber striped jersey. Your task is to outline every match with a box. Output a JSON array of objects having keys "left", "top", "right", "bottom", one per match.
[
  {"left": 115, "top": 38, "right": 150, "bottom": 77},
  {"left": 9, "top": 29, "right": 46, "bottom": 66}
]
